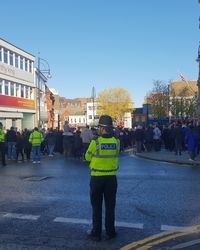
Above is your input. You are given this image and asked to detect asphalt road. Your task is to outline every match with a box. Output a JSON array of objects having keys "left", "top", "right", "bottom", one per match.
[{"left": 0, "top": 154, "right": 200, "bottom": 249}]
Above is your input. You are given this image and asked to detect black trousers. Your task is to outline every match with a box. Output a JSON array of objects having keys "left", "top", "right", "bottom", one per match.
[
  {"left": 0, "top": 142, "right": 6, "bottom": 166},
  {"left": 90, "top": 175, "right": 117, "bottom": 237}
]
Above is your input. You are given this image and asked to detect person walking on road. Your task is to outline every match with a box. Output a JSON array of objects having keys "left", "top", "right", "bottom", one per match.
[
  {"left": 85, "top": 115, "right": 120, "bottom": 241},
  {"left": 0, "top": 122, "right": 6, "bottom": 166},
  {"left": 29, "top": 127, "right": 44, "bottom": 163}
]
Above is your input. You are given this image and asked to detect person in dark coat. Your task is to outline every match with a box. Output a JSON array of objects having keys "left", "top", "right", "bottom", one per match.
[
  {"left": 22, "top": 129, "right": 32, "bottom": 161},
  {"left": 73, "top": 128, "right": 83, "bottom": 159},
  {"left": 144, "top": 125, "right": 154, "bottom": 152},
  {"left": 135, "top": 125, "right": 144, "bottom": 153},
  {"left": 16, "top": 132, "right": 24, "bottom": 162},
  {"left": 174, "top": 123, "right": 185, "bottom": 155}
]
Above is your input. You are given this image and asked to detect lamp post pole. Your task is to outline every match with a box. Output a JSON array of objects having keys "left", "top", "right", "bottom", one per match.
[
  {"left": 197, "top": 43, "right": 200, "bottom": 117},
  {"left": 37, "top": 55, "right": 51, "bottom": 128},
  {"left": 38, "top": 57, "right": 41, "bottom": 128}
]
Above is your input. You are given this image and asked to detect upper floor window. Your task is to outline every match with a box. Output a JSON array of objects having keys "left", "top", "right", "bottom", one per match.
[
  {"left": 10, "top": 82, "right": 14, "bottom": 96},
  {"left": 30, "top": 87, "right": 33, "bottom": 99},
  {"left": 4, "top": 80, "right": 9, "bottom": 95},
  {"left": 15, "top": 54, "right": 19, "bottom": 68},
  {"left": 25, "top": 86, "right": 29, "bottom": 98},
  {"left": 0, "top": 79, "right": 2, "bottom": 94},
  {"left": 20, "top": 56, "right": 23, "bottom": 70},
  {"left": 21, "top": 85, "right": 24, "bottom": 98},
  {"left": 29, "top": 61, "right": 32, "bottom": 73},
  {"left": 16, "top": 84, "right": 20, "bottom": 97},
  {"left": 9, "top": 52, "right": 14, "bottom": 66},
  {"left": 4, "top": 48, "right": 8, "bottom": 64},
  {"left": 25, "top": 58, "right": 28, "bottom": 71},
  {"left": 79, "top": 118, "right": 81, "bottom": 123},
  {"left": 0, "top": 47, "right": 2, "bottom": 62}
]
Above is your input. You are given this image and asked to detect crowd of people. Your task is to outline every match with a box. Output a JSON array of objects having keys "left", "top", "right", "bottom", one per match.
[
  {"left": 1, "top": 120, "right": 200, "bottom": 166},
  {"left": 134, "top": 121, "right": 200, "bottom": 161}
]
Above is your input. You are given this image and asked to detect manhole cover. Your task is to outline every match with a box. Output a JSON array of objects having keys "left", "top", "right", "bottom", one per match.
[{"left": 22, "top": 176, "right": 51, "bottom": 181}]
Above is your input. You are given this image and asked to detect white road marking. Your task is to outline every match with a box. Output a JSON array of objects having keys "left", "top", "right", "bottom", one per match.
[
  {"left": 54, "top": 217, "right": 91, "bottom": 225},
  {"left": 115, "top": 221, "right": 143, "bottom": 229},
  {"left": 171, "top": 239, "right": 200, "bottom": 249},
  {"left": 2, "top": 213, "right": 40, "bottom": 220},
  {"left": 161, "top": 224, "right": 195, "bottom": 232},
  {"left": 54, "top": 217, "right": 143, "bottom": 229}
]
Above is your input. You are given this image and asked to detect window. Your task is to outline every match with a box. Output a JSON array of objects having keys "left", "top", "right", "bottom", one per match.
[
  {"left": 16, "top": 84, "right": 20, "bottom": 97},
  {"left": 15, "top": 54, "right": 19, "bottom": 68},
  {"left": 25, "top": 58, "right": 28, "bottom": 71},
  {"left": 25, "top": 86, "right": 29, "bottom": 98},
  {"left": 79, "top": 118, "right": 81, "bottom": 123},
  {"left": 74, "top": 118, "right": 77, "bottom": 123},
  {"left": 0, "top": 79, "right": 2, "bottom": 94},
  {"left": 21, "top": 85, "right": 24, "bottom": 97},
  {"left": 4, "top": 80, "right": 9, "bottom": 95},
  {"left": 9, "top": 52, "right": 14, "bottom": 66},
  {"left": 89, "top": 115, "right": 92, "bottom": 119},
  {"left": 20, "top": 56, "right": 23, "bottom": 69},
  {"left": 29, "top": 61, "right": 32, "bottom": 73},
  {"left": 10, "top": 82, "right": 14, "bottom": 96},
  {"left": 71, "top": 119, "right": 73, "bottom": 123},
  {"left": 0, "top": 47, "right": 2, "bottom": 61},
  {"left": 30, "top": 87, "right": 33, "bottom": 99},
  {"left": 4, "top": 48, "right": 8, "bottom": 64}
]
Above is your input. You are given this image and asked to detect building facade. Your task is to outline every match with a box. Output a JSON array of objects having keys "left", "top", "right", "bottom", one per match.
[{"left": 0, "top": 38, "right": 35, "bottom": 130}]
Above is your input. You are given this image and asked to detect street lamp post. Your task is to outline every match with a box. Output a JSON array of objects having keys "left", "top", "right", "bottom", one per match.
[
  {"left": 37, "top": 56, "right": 52, "bottom": 128},
  {"left": 197, "top": 43, "right": 200, "bottom": 117}
]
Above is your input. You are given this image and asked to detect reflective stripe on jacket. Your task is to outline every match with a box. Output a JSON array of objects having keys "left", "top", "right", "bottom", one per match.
[
  {"left": 85, "top": 136, "right": 120, "bottom": 176},
  {"left": 29, "top": 131, "right": 44, "bottom": 146},
  {"left": 0, "top": 129, "right": 5, "bottom": 143}
]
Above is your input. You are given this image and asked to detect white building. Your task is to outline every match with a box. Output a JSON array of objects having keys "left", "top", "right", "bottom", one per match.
[
  {"left": 68, "top": 114, "right": 86, "bottom": 127},
  {"left": 86, "top": 102, "right": 99, "bottom": 126},
  {"left": 0, "top": 38, "right": 35, "bottom": 130}
]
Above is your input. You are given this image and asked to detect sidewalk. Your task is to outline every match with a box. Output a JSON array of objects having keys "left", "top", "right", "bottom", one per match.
[{"left": 125, "top": 148, "right": 200, "bottom": 166}]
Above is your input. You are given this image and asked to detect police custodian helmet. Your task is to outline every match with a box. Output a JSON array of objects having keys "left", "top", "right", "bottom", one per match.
[{"left": 98, "top": 115, "right": 113, "bottom": 127}]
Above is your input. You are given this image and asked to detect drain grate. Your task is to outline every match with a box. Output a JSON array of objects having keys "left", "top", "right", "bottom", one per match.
[{"left": 22, "top": 176, "right": 51, "bottom": 181}]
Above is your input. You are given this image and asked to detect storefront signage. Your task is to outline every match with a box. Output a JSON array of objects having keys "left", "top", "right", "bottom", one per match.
[{"left": 0, "top": 95, "right": 35, "bottom": 109}]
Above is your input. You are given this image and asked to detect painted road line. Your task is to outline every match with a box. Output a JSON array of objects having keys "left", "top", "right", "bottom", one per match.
[
  {"left": 116, "top": 221, "right": 143, "bottom": 229},
  {"left": 171, "top": 239, "right": 200, "bottom": 249},
  {"left": 136, "top": 228, "right": 200, "bottom": 250},
  {"left": 3, "top": 213, "right": 40, "bottom": 220},
  {"left": 54, "top": 217, "right": 91, "bottom": 225},
  {"left": 120, "top": 230, "right": 178, "bottom": 250},
  {"left": 54, "top": 217, "right": 143, "bottom": 229},
  {"left": 161, "top": 224, "right": 196, "bottom": 232}
]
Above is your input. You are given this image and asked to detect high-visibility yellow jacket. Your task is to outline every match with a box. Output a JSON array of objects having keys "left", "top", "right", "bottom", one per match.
[
  {"left": 0, "top": 129, "right": 5, "bottom": 143},
  {"left": 85, "top": 136, "right": 120, "bottom": 176},
  {"left": 29, "top": 131, "right": 44, "bottom": 146}
]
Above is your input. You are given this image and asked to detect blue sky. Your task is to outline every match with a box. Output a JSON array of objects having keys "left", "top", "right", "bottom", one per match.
[{"left": 1, "top": 0, "right": 199, "bottom": 107}]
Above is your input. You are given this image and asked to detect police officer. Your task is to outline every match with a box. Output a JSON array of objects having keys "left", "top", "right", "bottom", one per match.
[
  {"left": 0, "top": 122, "right": 6, "bottom": 166},
  {"left": 29, "top": 127, "right": 44, "bottom": 163},
  {"left": 85, "top": 115, "right": 120, "bottom": 241}
]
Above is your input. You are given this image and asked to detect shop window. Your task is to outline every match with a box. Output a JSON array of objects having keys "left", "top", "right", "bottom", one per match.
[
  {"left": 10, "top": 82, "right": 14, "bottom": 96},
  {"left": 4, "top": 48, "right": 8, "bottom": 64},
  {"left": 4, "top": 80, "right": 9, "bottom": 95},
  {"left": 9, "top": 52, "right": 14, "bottom": 66},
  {"left": 15, "top": 54, "right": 19, "bottom": 68}
]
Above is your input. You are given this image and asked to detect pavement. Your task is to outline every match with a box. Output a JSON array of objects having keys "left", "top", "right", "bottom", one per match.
[{"left": 125, "top": 148, "right": 200, "bottom": 166}]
